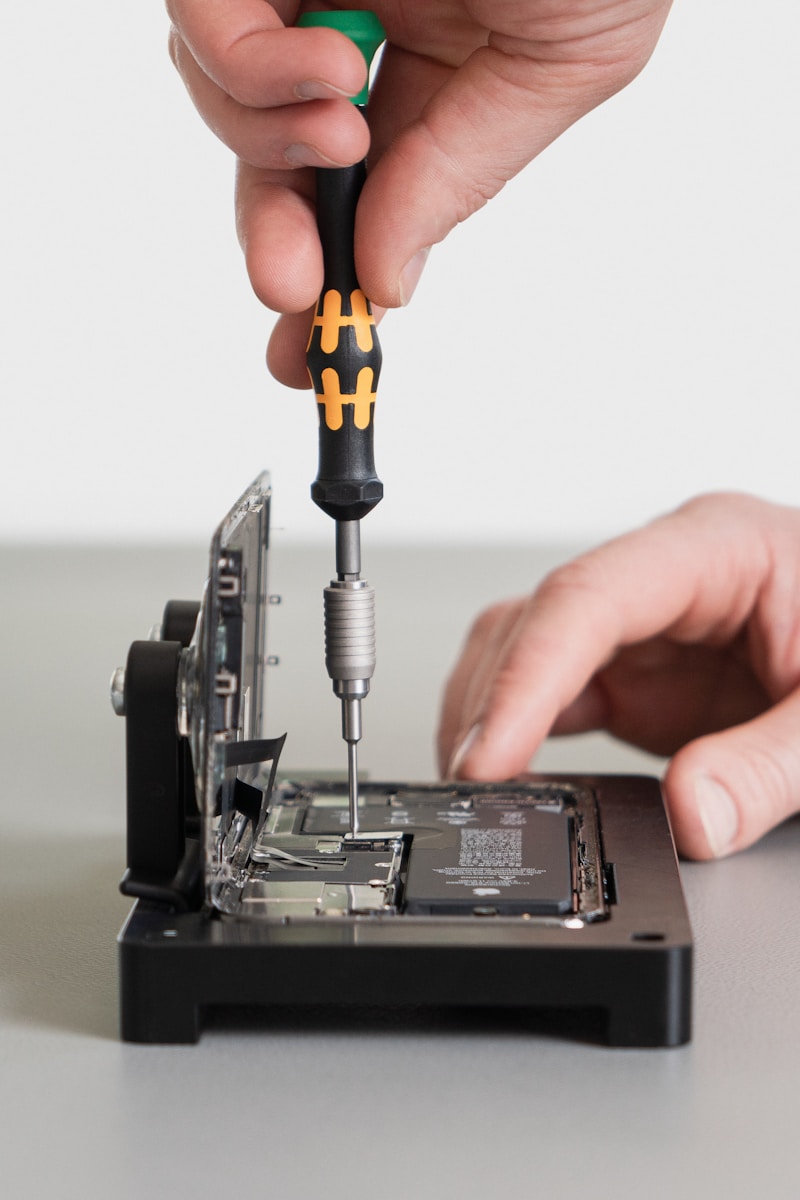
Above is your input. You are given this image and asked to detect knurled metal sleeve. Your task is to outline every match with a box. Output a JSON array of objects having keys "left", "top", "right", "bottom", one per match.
[{"left": 323, "top": 582, "right": 376, "bottom": 682}]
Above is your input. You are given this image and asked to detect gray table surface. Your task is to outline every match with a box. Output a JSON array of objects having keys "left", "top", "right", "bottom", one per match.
[{"left": 2, "top": 541, "right": 798, "bottom": 1199}]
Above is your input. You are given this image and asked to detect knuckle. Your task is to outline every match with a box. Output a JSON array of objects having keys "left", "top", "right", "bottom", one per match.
[
  {"left": 466, "top": 598, "right": 519, "bottom": 644},
  {"left": 674, "top": 491, "right": 760, "bottom": 524},
  {"left": 489, "top": 656, "right": 534, "bottom": 700},
  {"left": 412, "top": 125, "right": 500, "bottom": 230},
  {"left": 535, "top": 555, "right": 607, "bottom": 607},
  {"left": 213, "top": 54, "right": 241, "bottom": 103},
  {"left": 746, "top": 732, "right": 799, "bottom": 821}
]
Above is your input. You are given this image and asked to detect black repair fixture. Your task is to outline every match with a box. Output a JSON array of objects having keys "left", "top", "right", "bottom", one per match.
[{"left": 115, "top": 474, "right": 692, "bottom": 1048}]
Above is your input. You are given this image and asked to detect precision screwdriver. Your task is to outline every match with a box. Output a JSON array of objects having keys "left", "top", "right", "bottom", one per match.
[{"left": 298, "top": 11, "right": 385, "bottom": 838}]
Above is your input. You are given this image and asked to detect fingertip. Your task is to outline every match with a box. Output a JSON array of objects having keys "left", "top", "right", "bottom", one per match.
[
  {"left": 236, "top": 172, "right": 322, "bottom": 313},
  {"left": 664, "top": 733, "right": 787, "bottom": 861},
  {"left": 663, "top": 758, "right": 739, "bottom": 860},
  {"left": 167, "top": 24, "right": 179, "bottom": 69},
  {"left": 175, "top": 17, "right": 368, "bottom": 111},
  {"left": 397, "top": 247, "right": 430, "bottom": 306},
  {"left": 692, "top": 776, "right": 740, "bottom": 859},
  {"left": 355, "top": 135, "right": 444, "bottom": 307},
  {"left": 267, "top": 312, "right": 314, "bottom": 388},
  {"left": 360, "top": 244, "right": 430, "bottom": 310},
  {"left": 447, "top": 723, "right": 482, "bottom": 778},
  {"left": 448, "top": 717, "right": 537, "bottom": 783}
]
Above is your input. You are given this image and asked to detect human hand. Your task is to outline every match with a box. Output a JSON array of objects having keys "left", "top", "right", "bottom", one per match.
[
  {"left": 438, "top": 494, "right": 800, "bottom": 860},
  {"left": 167, "top": 0, "right": 672, "bottom": 385}
]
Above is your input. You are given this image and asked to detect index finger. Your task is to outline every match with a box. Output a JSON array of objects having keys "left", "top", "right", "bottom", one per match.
[
  {"left": 355, "top": 2, "right": 672, "bottom": 306},
  {"left": 166, "top": 0, "right": 367, "bottom": 107},
  {"left": 449, "top": 494, "right": 773, "bottom": 780}
]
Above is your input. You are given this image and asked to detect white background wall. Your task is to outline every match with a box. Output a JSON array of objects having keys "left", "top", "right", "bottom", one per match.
[{"left": 2, "top": 2, "right": 798, "bottom": 545}]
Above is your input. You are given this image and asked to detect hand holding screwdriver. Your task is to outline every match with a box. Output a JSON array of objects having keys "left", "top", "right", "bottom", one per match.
[{"left": 167, "top": 0, "right": 674, "bottom": 384}]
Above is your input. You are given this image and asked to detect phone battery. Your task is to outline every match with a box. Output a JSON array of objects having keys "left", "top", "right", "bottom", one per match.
[{"left": 403, "top": 797, "right": 574, "bottom": 916}]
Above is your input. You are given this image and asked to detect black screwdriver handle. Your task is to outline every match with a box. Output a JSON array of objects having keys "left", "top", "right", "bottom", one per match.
[
  {"left": 299, "top": 10, "right": 386, "bottom": 523},
  {"left": 306, "top": 156, "right": 383, "bottom": 522}
]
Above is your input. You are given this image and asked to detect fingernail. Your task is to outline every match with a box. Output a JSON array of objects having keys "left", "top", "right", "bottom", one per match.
[
  {"left": 284, "top": 143, "right": 346, "bottom": 168},
  {"left": 694, "top": 776, "right": 739, "bottom": 857},
  {"left": 295, "top": 79, "right": 355, "bottom": 101},
  {"left": 448, "top": 723, "right": 481, "bottom": 778},
  {"left": 398, "top": 247, "right": 430, "bottom": 306}
]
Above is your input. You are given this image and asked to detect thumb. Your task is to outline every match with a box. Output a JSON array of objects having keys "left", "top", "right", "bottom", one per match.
[
  {"left": 356, "top": 42, "right": 651, "bottom": 307},
  {"left": 664, "top": 689, "right": 800, "bottom": 860}
]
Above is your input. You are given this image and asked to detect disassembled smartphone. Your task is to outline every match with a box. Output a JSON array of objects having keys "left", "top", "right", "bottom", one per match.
[{"left": 115, "top": 474, "right": 692, "bottom": 1046}]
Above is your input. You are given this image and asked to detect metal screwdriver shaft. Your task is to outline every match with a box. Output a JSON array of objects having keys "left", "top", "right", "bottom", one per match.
[
  {"left": 300, "top": 11, "right": 385, "bottom": 835},
  {"left": 324, "top": 518, "right": 375, "bottom": 836}
]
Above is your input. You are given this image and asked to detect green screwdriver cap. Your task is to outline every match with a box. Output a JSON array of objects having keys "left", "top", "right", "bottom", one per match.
[{"left": 297, "top": 10, "right": 385, "bottom": 104}]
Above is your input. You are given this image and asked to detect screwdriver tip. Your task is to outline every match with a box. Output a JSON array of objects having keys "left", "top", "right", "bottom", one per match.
[{"left": 348, "top": 740, "right": 360, "bottom": 836}]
